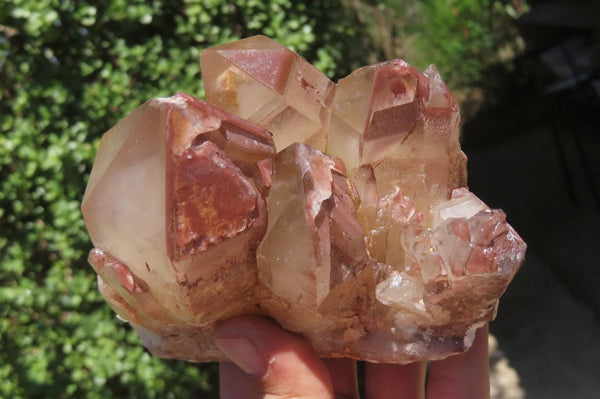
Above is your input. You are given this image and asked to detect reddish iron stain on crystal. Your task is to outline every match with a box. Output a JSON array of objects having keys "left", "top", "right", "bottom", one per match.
[
  {"left": 173, "top": 142, "right": 260, "bottom": 256},
  {"left": 82, "top": 36, "right": 526, "bottom": 364},
  {"left": 202, "top": 35, "right": 336, "bottom": 152}
]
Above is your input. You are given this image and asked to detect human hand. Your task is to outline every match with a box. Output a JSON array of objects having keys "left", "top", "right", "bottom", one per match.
[{"left": 214, "top": 316, "right": 490, "bottom": 399}]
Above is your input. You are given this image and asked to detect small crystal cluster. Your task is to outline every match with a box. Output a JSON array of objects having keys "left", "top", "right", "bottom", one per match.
[{"left": 82, "top": 36, "right": 526, "bottom": 364}]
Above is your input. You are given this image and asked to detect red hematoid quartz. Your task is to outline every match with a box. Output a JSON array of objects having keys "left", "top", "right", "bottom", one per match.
[{"left": 82, "top": 36, "right": 526, "bottom": 364}]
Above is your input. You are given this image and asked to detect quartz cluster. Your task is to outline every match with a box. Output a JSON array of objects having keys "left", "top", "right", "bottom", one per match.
[{"left": 82, "top": 35, "right": 526, "bottom": 364}]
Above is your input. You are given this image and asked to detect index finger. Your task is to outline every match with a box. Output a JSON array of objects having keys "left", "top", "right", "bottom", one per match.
[
  {"left": 426, "top": 324, "right": 490, "bottom": 399},
  {"left": 364, "top": 360, "right": 427, "bottom": 399},
  {"left": 322, "top": 357, "right": 359, "bottom": 399}
]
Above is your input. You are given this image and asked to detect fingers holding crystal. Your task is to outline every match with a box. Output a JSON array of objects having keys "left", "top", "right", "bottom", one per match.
[{"left": 215, "top": 315, "right": 336, "bottom": 399}]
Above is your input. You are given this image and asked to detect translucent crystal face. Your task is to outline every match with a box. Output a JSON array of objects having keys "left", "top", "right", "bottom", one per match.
[
  {"left": 82, "top": 36, "right": 526, "bottom": 364},
  {"left": 329, "top": 61, "right": 466, "bottom": 219},
  {"left": 202, "top": 35, "right": 336, "bottom": 152},
  {"left": 255, "top": 143, "right": 370, "bottom": 331},
  {"left": 82, "top": 94, "right": 275, "bottom": 355}
]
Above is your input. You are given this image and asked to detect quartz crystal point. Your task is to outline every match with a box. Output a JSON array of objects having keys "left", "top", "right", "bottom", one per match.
[
  {"left": 82, "top": 36, "right": 526, "bottom": 365},
  {"left": 202, "top": 35, "right": 336, "bottom": 152},
  {"left": 328, "top": 61, "right": 467, "bottom": 216},
  {"left": 256, "top": 143, "right": 370, "bottom": 335},
  {"left": 82, "top": 92, "right": 275, "bottom": 361}
]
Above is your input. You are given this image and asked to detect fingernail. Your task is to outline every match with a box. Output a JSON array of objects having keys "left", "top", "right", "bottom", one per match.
[{"left": 215, "top": 337, "right": 268, "bottom": 376}]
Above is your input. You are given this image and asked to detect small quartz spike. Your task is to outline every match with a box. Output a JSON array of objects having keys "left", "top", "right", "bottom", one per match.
[
  {"left": 202, "top": 35, "right": 336, "bottom": 152},
  {"left": 82, "top": 93, "right": 275, "bottom": 361}
]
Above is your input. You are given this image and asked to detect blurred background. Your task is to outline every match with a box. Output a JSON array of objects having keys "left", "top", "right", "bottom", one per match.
[{"left": 1, "top": 0, "right": 599, "bottom": 397}]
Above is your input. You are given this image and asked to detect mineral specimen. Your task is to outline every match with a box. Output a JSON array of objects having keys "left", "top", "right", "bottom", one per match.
[{"left": 81, "top": 36, "right": 526, "bottom": 364}]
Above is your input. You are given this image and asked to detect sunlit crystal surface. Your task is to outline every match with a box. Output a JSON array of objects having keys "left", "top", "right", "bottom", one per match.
[
  {"left": 329, "top": 61, "right": 467, "bottom": 216},
  {"left": 82, "top": 93, "right": 275, "bottom": 361},
  {"left": 256, "top": 143, "right": 369, "bottom": 332},
  {"left": 82, "top": 36, "right": 526, "bottom": 364},
  {"left": 202, "top": 35, "right": 336, "bottom": 152}
]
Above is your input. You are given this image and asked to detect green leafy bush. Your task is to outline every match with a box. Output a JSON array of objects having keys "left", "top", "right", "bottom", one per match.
[
  {"left": 348, "top": 0, "right": 527, "bottom": 89},
  {"left": 0, "top": 1, "right": 373, "bottom": 397},
  {"left": 409, "top": 0, "right": 527, "bottom": 88}
]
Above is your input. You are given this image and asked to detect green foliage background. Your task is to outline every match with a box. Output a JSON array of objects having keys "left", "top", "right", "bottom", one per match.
[{"left": 0, "top": 1, "right": 524, "bottom": 397}]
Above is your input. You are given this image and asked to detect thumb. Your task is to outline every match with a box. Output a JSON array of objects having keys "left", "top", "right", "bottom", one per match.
[{"left": 214, "top": 315, "right": 334, "bottom": 399}]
